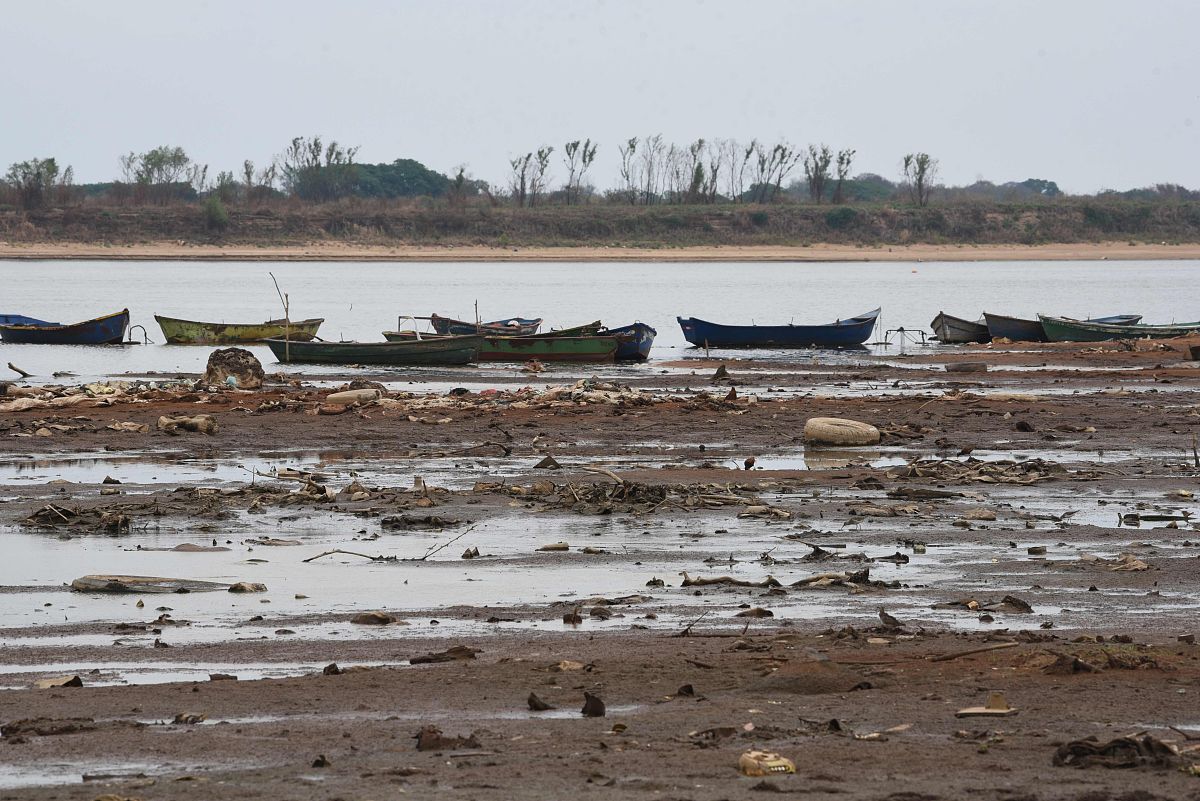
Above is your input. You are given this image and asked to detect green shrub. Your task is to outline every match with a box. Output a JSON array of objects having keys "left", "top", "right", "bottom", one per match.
[
  {"left": 749, "top": 210, "right": 769, "bottom": 227},
  {"left": 203, "top": 195, "right": 230, "bottom": 231},
  {"left": 824, "top": 206, "right": 858, "bottom": 230}
]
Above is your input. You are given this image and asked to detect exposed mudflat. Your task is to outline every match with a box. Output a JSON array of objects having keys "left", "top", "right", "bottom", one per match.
[{"left": 1, "top": 336, "right": 1198, "bottom": 800}]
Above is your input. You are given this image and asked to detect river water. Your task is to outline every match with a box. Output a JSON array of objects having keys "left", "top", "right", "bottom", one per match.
[{"left": 1, "top": 259, "right": 1198, "bottom": 380}]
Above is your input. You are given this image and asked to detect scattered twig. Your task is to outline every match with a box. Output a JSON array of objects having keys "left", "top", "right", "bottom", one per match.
[
  {"left": 671, "top": 609, "right": 710, "bottom": 638},
  {"left": 7, "top": 362, "right": 31, "bottom": 378},
  {"left": 303, "top": 549, "right": 392, "bottom": 563},
  {"left": 582, "top": 467, "right": 625, "bottom": 485},
  {"left": 926, "top": 641, "right": 1020, "bottom": 662},
  {"left": 419, "top": 524, "right": 477, "bottom": 561}
]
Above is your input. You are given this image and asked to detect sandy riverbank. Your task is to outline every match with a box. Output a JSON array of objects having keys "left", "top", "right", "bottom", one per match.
[{"left": 2, "top": 240, "right": 1200, "bottom": 262}]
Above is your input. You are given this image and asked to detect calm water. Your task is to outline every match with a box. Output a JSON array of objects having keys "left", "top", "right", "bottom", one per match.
[{"left": 0, "top": 259, "right": 1197, "bottom": 380}]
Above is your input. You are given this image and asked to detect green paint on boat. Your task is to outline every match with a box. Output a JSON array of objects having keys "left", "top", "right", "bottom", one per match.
[
  {"left": 1038, "top": 315, "right": 1200, "bottom": 342},
  {"left": 381, "top": 330, "right": 616, "bottom": 362},
  {"left": 156, "top": 315, "right": 324, "bottom": 345},
  {"left": 265, "top": 335, "right": 481, "bottom": 365}
]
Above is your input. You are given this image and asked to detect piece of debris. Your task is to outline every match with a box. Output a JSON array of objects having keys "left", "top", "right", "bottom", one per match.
[
  {"left": 157, "top": 414, "right": 218, "bottom": 435},
  {"left": 410, "top": 645, "right": 480, "bottom": 664},
  {"left": 414, "top": 725, "right": 481, "bottom": 751},
  {"left": 227, "top": 582, "right": 267, "bottom": 593},
  {"left": 581, "top": 692, "right": 606, "bottom": 717},
  {"left": 1053, "top": 734, "right": 1184, "bottom": 769},
  {"left": 325, "top": 388, "right": 382, "bottom": 407},
  {"left": 538, "top": 542, "right": 570, "bottom": 552},
  {"left": 738, "top": 750, "right": 796, "bottom": 776},
  {"left": 351, "top": 611, "right": 397, "bottom": 625},
  {"left": 956, "top": 692, "right": 1017, "bottom": 718},
  {"left": 71, "top": 575, "right": 230, "bottom": 594},
  {"left": 172, "top": 712, "right": 206, "bottom": 725},
  {"left": 534, "top": 456, "right": 561, "bottom": 470},
  {"left": 527, "top": 693, "right": 555, "bottom": 711},
  {"left": 34, "top": 675, "right": 84, "bottom": 689}
]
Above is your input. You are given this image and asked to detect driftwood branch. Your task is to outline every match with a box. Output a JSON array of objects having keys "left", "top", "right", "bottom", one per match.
[
  {"left": 926, "top": 641, "right": 1020, "bottom": 662},
  {"left": 7, "top": 362, "right": 31, "bottom": 378}
]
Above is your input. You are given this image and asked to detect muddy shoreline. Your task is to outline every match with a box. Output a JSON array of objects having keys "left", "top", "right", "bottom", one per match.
[
  {"left": 1, "top": 337, "right": 1198, "bottom": 799},
  {"left": 4, "top": 241, "right": 1200, "bottom": 262}
]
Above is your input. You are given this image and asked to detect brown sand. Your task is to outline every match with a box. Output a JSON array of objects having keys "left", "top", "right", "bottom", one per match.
[{"left": 2, "top": 240, "right": 1200, "bottom": 262}]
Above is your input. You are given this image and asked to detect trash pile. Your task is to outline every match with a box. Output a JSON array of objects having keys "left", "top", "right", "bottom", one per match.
[
  {"left": 0, "top": 379, "right": 191, "bottom": 413},
  {"left": 887, "top": 457, "right": 1107, "bottom": 485},
  {"left": 474, "top": 476, "right": 790, "bottom": 517}
]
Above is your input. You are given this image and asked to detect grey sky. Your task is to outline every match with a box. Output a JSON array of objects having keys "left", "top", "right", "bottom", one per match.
[{"left": 3, "top": 0, "right": 1197, "bottom": 194}]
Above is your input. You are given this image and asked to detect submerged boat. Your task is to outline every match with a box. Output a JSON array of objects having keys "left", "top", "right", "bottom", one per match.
[
  {"left": 1038, "top": 315, "right": 1198, "bottom": 342},
  {"left": 676, "top": 308, "right": 880, "bottom": 348},
  {"left": 930, "top": 312, "right": 989, "bottom": 344},
  {"left": 155, "top": 315, "right": 325, "bottom": 345},
  {"left": 430, "top": 314, "right": 542, "bottom": 336},
  {"left": 383, "top": 330, "right": 618, "bottom": 362},
  {"left": 0, "top": 309, "right": 130, "bottom": 345},
  {"left": 0, "top": 314, "right": 59, "bottom": 327},
  {"left": 986, "top": 313, "right": 1144, "bottom": 342},
  {"left": 606, "top": 322, "right": 657, "bottom": 361},
  {"left": 265, "top": 335, "right": 481, "bottom": 366}
]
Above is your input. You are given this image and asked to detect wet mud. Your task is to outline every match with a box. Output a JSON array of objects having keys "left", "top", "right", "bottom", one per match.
[{"left": 1, "top": 336, "right": 1198, "bottom": 799}]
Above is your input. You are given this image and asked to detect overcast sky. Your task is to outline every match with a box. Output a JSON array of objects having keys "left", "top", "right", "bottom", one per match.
[{"left": 3, "top": 0, "right": 1197, "bottom": 193}]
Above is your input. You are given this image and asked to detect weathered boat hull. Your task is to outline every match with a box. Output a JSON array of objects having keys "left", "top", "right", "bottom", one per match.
[
  {"left": 931, "top": 312, "right": 989, "bottom": 344},
  {"left": 606, "top": 322, "right": 657, "bottom": 360},
  {"left": 983, "top": 313, "right": 1047, "bottom": 342},
  {"left": 1038, "top": 315, "right": 1200, "bottom": 342},
  {"left": 677, "top": 309, "right": 879, "bottom": 348},
  {"left": 265, "top": 336, "right": 481, "bottom": 365},
  {"left": 155, "top": 315, "right": 324, "bottom": 345},
  {"left": 0, "top": 309, "right": 129, "bottom": 345},
  {"left": 543, "top": 321, "right": 604, "bottom": 337},
  {"left": 383, "top": 331, "right": 618, "bottom": 362},
  {"left": 431, "top": 314, "right": 542, "bottom": 336}
]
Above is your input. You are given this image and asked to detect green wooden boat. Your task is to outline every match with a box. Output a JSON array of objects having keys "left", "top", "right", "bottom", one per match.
[
  {"left": 1038, "top": 315, "right": 1200, "bottom": 342},
  {"left": 382, "top": 330, "right": 617, "bottom": 362},
  {"left": 156, "top": 314, "right": 324, "bottom": 345},
  {"left": 265, "top": 335, "right": 481, "bottom": 365}
]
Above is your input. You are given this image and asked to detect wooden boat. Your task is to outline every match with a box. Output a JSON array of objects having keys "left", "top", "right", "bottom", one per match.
[
  {"left": 986, "top": 313, "right": 1144, "bottom": 342},
  {"left": 430, "top": 314, "right": 542, "bottom": 336},
  {"left": 0, "top": 314, "right": 59, "bottom": 327},
  {"left": 605, "top": 322, "right": 657, "bottom": 360},
  {"left": 0, "top": 309, "right": 129, "bottom": 345},
  {"left": 155, "top": 315, "right": 324, "bottom": 345},
  {"left": 542, "top": 321, "right": 604, "bottom": 337},
  {"left": 930, "top": 312, "right": 989, "bottom": 344},
  {"left": 1038, "top": 315, "right": 1199, "bottom": 342},
  {"left": 265, "top": 335, "right": 481, "bottom": 365},
  {"left": 676, "top": 308, "right": 880, "bottom": 348},
  {"left": 383, "top": 330, "right": 617, "bottom": 362},
  {"left": 982, "top": 312, "right": 1048, "bottom": 342}
]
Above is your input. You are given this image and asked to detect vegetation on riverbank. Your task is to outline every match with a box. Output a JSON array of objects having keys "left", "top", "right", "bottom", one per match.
[{"left": 3, "top": 198, "right": 1200, "bottom": 249}]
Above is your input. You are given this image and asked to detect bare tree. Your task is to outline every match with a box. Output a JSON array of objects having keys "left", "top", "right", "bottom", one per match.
[
  {"left": 242, "top": 160, "right": 256, "bottom": 202},
  {"left": 638, "top": 135, "right": 666, "bottom": 205},
  {"left": 529, "top": 146, "right": 553, "bottom": 206},
  {"left": 187, "top": 163, "right": 209, "bottom": 195},
  {"left": 509, "top": 153, "right": 532, "bottom": 207},
  {"left": 277, "top": 136, "right": 359, "bottom": 201},
  {"left": 617, "top": 138, "right": 638, "bottom": 205},
  {"left": 902, "top": 153, "right": 938, "bottom": 206},
  {"left": 3, "top": 157, "right": 68, "bottom": 209},
  {"left": 750, "top": 141, "right": 800, "bottom": 203},
  {"left": 803, "top": 144, "right": 833, "bottom": 204},
  {"left": 832, "top": 148, "right": 855, "bottom": 204},
  {"left": 562, "top": 139, "right": 598, "bottom": 205},
  {"left": 720, "top": 139, "right": 752, "bottom": 201}
]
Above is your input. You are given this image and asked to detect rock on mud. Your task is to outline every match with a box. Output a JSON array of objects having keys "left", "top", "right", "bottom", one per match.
[
  {"left": 803, "top": 417, "right": 880, "bottom": 446},
  {"left": 203, "top": 347, "right": 265, "bottom": 390}
]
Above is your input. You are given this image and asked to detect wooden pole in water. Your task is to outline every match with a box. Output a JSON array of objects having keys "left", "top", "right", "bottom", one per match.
[{"left": 270, "top": 272, "right": 291, "bottom": 362}]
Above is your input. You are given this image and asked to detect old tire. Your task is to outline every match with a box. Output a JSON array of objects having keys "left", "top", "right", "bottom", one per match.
[{"left": 803, "top": 417, "right": 880, "bottom": 446}]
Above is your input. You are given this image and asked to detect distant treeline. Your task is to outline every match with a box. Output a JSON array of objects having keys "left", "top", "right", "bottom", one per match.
[{"left": 3, "top": 136, "right": 1199, "bottom": 219}]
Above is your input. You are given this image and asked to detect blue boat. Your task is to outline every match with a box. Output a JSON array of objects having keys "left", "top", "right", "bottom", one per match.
[
  {"left": 606, "top": 322, "right": 657, "bottom": 361},
  {"left": 677, "top": 308, "right": 880, "bottom": 348},
  {"left": 0, "top": 309, "right": 130, "bottom": 345},
  {"left": 0, "top": 314, "right": 60, "bottom": 327}
]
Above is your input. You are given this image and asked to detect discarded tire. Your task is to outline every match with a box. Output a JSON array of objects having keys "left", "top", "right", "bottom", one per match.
[{"left": 803, "top": 417, "right": 880, "bottom": 446}]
